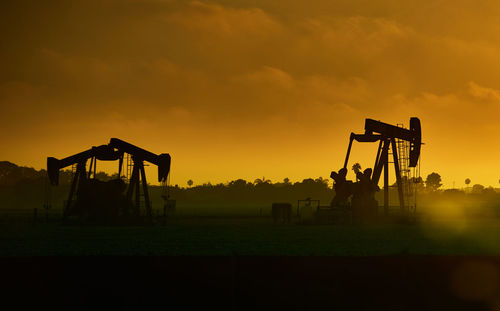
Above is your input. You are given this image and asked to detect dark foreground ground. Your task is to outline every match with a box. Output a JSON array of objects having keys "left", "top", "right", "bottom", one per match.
[
  {"left": 2, "top": 255, "right": 500, "bottom": 310},
  {"left": 3, "top": 216, "right": 500, "bottom": 256},
  {"left": 3, "top": 215, "right": 500, "bottom": 309}
]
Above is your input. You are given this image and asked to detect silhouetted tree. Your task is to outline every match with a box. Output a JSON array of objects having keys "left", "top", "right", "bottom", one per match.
[
  {"left": 352, "top": 163, "right": 361, "bottom": 181},
  {"left": 187, "top": 179, "right": 193, "bottom": 187},
  {"left": 283, "top": 178, "right": 291, "bottom": 185},
  {"left": 472, "top": 184, "right": 485, "bottom": 194},
  {"left": 425, "top": 172, "right": 442, "bottom": 191},
  {"left": 352, "top": 163, "right": 361, "bottom": 174},
  {"left": 254, "top": 177, "right": 271, "bottom": 185},
  {"left": 94, "top": 171, "right": 115, "bottom": 181},
  {"left": 483, "top": 187, "right": 497, "bottom": 195},
  {"left": 228, "top": 179, "right": 248, "bottom": 187},
  {"left": 315, "top": 177, "right": 329, "bottom": 187}
]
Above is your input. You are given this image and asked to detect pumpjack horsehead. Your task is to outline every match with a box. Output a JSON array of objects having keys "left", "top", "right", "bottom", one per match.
[{"left": 331, "top": 118, "right": 422, "bottom": 216}]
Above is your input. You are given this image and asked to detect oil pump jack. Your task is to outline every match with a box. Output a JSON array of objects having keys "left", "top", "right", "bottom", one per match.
[
  {"left": 47, "top": 138, "right": 171, "bottom": 223},
  {"left": 342, "top": 117, "right": 422, "bottom": 215}
]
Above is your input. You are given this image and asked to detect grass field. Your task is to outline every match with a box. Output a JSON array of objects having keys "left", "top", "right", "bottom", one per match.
[
  {"left": 2, "top": 207, "right": 500, "bottom": 256},
  {"left": 3, "top": 207, "right": 500, "bottom": 310}
]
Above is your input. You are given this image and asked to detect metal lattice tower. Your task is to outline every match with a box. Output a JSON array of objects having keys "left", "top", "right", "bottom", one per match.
[
  {"left": 124, "top": 153, "right": 133, "bottom": 182},
  {"left": 396, "top": 123, "right": 419, "bottom": 213}
]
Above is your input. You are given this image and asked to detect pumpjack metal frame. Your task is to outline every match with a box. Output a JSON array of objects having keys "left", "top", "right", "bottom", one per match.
[
  {"left": 343, "top": 118, "right": 421, "bottom": 214},
  {"left": 47, "top": 138, "right": 171, "bottom": 221}
]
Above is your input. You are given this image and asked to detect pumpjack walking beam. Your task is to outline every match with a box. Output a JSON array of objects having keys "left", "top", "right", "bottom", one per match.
[
  {"left": 343, "top": 118, "right": 422, "bottom": 212},
  {"left": 47, "top": 138, "right": 171, "bottom": 222},
  {"left": 47, "top": 139, "right": 171, "bottom": 186},
  {"left": 108, "top": 138, "right": 171, "bottom": 183}
]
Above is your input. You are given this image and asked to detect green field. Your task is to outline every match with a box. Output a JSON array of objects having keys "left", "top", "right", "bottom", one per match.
[{"left": 2, "top": 209, "right": 500, "bottom": 256}]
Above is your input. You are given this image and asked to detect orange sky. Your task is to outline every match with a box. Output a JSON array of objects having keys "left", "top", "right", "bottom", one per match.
[{"left": 1, "top": 0, "right": 500, "bottom": 188}]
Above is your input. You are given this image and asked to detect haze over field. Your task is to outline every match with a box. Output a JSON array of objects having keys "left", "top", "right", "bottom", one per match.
[{"left": 1, "top": 0, "right": 500, "bottom": 186}]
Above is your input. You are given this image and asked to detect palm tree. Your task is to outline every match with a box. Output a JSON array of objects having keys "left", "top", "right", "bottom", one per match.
[
  {"left": 352, "top": 163, "right": 362, "bottom": 174},
  {"left": 254, "top": 176, "right": 271, "bottom": 185},
  {"left": 352, "top": 163, "right": 361, "bottom": 181}
]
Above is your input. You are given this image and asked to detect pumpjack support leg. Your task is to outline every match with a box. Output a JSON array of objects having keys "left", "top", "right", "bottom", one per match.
[{"left": 139, "top": 162, "right": 152, "bottom": 220}]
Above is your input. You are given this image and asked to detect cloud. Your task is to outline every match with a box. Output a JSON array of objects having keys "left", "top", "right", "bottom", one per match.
[
  {"left": 299, "top": 16, "right": 409, "bottom": 54},
  {"left": 165, "top": 1, "right": 283, "bottom": 38},
  {"left": 236, "top": 66, "right": 294, "bottom": 89},
  {"left": 38, "top": 48, "right": 134, "bottom": 90},
  {"left": 468, "top": 81, "right": 500, "bottom": 102}
]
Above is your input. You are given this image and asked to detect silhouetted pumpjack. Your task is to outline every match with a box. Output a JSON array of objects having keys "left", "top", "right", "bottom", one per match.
[
  {"left": 47, "top": 138, "right": 171, "bottom": 223},
  {"left": 343, "top": 118, "right": 422, "bottom": 214}
]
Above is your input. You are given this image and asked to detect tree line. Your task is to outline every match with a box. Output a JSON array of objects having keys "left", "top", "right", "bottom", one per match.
[{"left": 0, "top": 161, "right": 498, "bottom": 210}]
